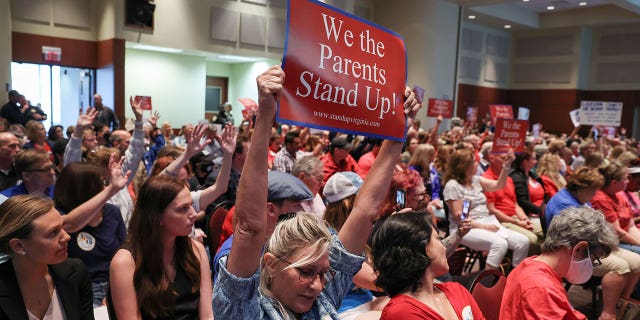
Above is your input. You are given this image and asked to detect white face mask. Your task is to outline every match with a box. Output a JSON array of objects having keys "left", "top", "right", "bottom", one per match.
[{"left": 565, "top": 246, "right": 594, "bottom": 284}]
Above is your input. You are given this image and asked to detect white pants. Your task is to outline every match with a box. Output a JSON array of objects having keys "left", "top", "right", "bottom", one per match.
[{"left": 459, "top": 216, "right": 530, "bottom": 268}]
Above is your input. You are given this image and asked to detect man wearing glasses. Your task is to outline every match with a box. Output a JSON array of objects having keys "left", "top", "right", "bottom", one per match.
[
  {"left": 500, "top": 206, "right": 618, "bottom": 320},
  {"left": 1, "top": 149, "right": 55, "bottom": 198}
]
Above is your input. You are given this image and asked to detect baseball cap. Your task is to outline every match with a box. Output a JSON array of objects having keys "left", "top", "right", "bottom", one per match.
[
  {"left": 323, "top": 171, "right": 363, "bottom": 203},
  {"left": 268, "top": 170, "right": 313, "bottom": 202},
  {"left": 331, "top": 136, "right": 352, "bottom": 150}
]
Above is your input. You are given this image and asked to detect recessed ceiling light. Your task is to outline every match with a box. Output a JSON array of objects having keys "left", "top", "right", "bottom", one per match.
[
  {"left": 504, "top": 25, "right": 512, "bottom": 29},
  {"left": 579, "top": 2, "right": 587, "bottom": 5},
  {"left": 546, "top": 5, "right": 555, "bottom": 10},
  {"left": 522, "top": 0, "right": 530, "bottom": 2},
  {"left": 468, "top": 15, "right": 476, "bottom": 19}
]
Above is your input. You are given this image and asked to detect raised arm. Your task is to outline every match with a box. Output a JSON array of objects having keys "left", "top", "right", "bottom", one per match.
[
  {"left": 479, "top": 151, "right": 514, "bottom": 192},
  {"left": 63, "top": 107, "right": 98, "bottom": 166},
  {"left": 161, "top": 124, "right": 210, "bottom": 177},
  {"left": 62, "top": 153, "right": 131, "bottom": 232},
  {"left": 121, "top": 97, "right": 146, "bottom": 185},
  {"left": 227, "top": 66, "right": 283, "bottom": 278},
  {"left": 427, "top": 115, "right": 443, "bottom": 149},
  {"left": 197, "top": 125, "right": 237, "bottom": 209},
  {"left": 339, "top": 87, "right": 420, "bottom": 255}
]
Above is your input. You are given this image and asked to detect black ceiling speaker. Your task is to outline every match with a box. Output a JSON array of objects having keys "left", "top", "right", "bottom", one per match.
[{"left": 126, "top": 0, "right": 156, "bottom": 28}]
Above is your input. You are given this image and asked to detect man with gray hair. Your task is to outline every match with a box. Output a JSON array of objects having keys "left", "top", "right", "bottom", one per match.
[
  {"left": 501, "top": 206, "right": 618, "bottom": 319},
  {"left": 292, "top": 155, "right": 326, "bottom": 218}
]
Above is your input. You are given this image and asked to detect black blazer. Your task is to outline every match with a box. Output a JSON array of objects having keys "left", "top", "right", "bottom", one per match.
[{"left": 0, "top": 258, "right": 94, "bottom": 320}]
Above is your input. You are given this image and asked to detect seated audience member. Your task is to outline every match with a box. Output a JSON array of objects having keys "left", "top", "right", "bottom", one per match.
[
  {"left": 267, "top": 132, "right": 281, "bottom": 169},
  {"left": 545, "top": 167, "right": 640, "bottom": 320},
  {"left": 292, "top": 155, "right": 326, "bottom": 218},
  {"left": 584, "top": 151, "right": 605, "bottom": 170},
  {"left": 47, "top": 125, "right": 64, "bottom": 146},
  {"left": 592, "top": 163, "right": 640, "bottom": 255},
  {"left": 55, "top": 157, "right": 129, "bottom": 307},
  {"left": 109, "top": 176, "right": 213, "bottom": 319},
  {"left": 380, "top": 169, "right": 438, "bottom": 223},
  {"left": 173, "top": 123, "right": 193, "bottom": 148},
  {"left": 273, "top": 130, "right": 309, "bottom": 174},
  {"left": 500, "top": 206, "right": 618, "bottom": 320},
  {"left": 323, "top": 171, "right": 387, "bottom": 319},
  {"left": 509, "top": 150, "right": 546, "bottom": 236},
  {"left": 0, "top": 132, "right": 21, "bottom": 190},
  {"left": 571, "top": 140, "right": 596, "bottom": 172},
  {"left": 322, "top": 135, "right": 362, "bottom": 186},
  {"left": 372, "top": 211, "right": 484, "bottom": 320},
  {"left": 358, "top": 138, "right": 382, "bottom": 178},
  {"left": 483, "top": 145, "right": 540, "bottom": 248},
  {"left": 0, "top": 195, "right": 94, "bottom": 319},
  {"left": 1, "top": 150, "right": 55, "bottom": 198},
  {"left": 534, "top": 153, "right": 563, "bottom": 199},
  {"left": 625, "top": 166, "right": 640, "bottom": 221},
  {"left": 212, "top": 66, "right": 420, "bottom": 319},
  {"left": 22, "top": 121, "right": 52, "bottom": 154},
  {"left": 443, "top": 149, "right": 530, "bottom": 270},
  {"left": 408, "top": 143, "right": 441, "bottom": 206}
]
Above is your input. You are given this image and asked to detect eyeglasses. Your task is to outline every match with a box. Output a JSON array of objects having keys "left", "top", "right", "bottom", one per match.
[
  {"left": 592, "top": 256, "right": 603, "bottom": 267},
  {"left": 25, "top": 164, "right": 55, "bottom": 173},
  {"left": 280, "top": 257, "right": 336, "bottom": 285}
]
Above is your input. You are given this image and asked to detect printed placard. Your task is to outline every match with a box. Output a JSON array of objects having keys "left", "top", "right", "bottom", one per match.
[
  {"left": 492, "top": 118, "right": 528, "bottom": 154},
  {"left": 489, "top": 104, "right": 513, "bottom": 124},
  {"left": 134, "top": 96, "right": 152, "bottom": 110},
  {"left": 517, "top": 107, "right": 530, "bottom": 120},
  {"left": 569, "top": 109, "right": 580, "bottom": 127},
  {"left": 279, "top": 0, "right": 407, "bottom": 141},
  {"left": 427, "top": 98, "right": 453, "bottom": 118},
  {"left": 578, "top": 101, "right": 623, "bottom": 126},
  {"left": 532, "top": 123, "right": 542, "bottom": 139},
  {"left": 466, "top": 106, "right": 478, "bottom": 123},
  {"left": 413, "top": 86, "right": 425, "bottom": 104}
]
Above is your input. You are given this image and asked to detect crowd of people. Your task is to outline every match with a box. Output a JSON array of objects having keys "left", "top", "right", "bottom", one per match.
[{"left": 0, "top": 65, "right": 639, "bottom": 320}]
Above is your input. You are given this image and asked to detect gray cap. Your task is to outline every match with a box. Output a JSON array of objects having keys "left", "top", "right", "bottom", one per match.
[
  {"left": 268, "top": 170, "right": 313, "bottom": 202},
  {"left": 323, "top": 171, "right": 363, "bottom": 203},
  {"left": 331, "top": 136, "right": 352, "bottom": 150}
]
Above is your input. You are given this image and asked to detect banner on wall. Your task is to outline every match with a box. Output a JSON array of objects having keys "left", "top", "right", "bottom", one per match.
[
  {"left": 489, "top": 104, "right": 513, "bottom": 124},
  {"left": 578, "top": 101, "right": 623, "bottom": 126},
  {"left": 134, "top": 96, "right": 152, "bottom": 110},
  {"left": 466, "top": 106, "right": 478, "bottom": 123},
  {"left": 492, "top": 118, "right": 528, "bottom": 154},
  {"left": 426, "top": 98, "right": 453, "bottom": 118},
  {"left": 278, "top": 0, "right": 407, "bottom": 141}
]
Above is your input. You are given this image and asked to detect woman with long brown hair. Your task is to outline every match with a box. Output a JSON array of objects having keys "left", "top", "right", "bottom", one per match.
[{"left": 109, "top": 175, "right": 213, "bottom": 319}]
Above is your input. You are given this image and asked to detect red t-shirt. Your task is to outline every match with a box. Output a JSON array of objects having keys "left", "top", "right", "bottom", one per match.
[
  {"left": 482, "top": 168, "right": 517, "bottom": 216},
  {"left": 218, "top": 206, "right": 236, "bottom": 254},
  {"left": 381, "top": 282, "right": 485, "bottom": 320},
  {"left": 528, "top": 178, "right": 545, "bottom": 207},
  {"left": 591, "top": 190, "right": 633, "bottom": 231},
  {"left": 539, "top": 175, "right": 558, "bottom": 200},
  {"left": 501, "top": 256, "right": 586, "bottom": 320}
]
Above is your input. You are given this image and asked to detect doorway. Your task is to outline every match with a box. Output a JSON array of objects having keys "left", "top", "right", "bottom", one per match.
[
  {"left": 10, "top": 62, "right": 94, "bottom": 132},
  {"left": 205, "top": 76, "right": 228, "bottom": 122}
]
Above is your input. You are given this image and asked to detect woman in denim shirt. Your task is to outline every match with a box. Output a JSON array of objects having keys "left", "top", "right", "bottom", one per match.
[{"left": 213, "top": 66, "right": 421, "bottom": 319}]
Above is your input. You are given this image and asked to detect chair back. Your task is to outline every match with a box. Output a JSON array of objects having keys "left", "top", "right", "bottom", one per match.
[{"left": 468, "top": 269, "right": 507, "bottom": 320}]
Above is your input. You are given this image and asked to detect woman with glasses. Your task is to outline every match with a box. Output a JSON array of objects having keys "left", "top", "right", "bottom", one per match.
[
  {"left": 443, "top": 149, "right": 530, "bottom": 270},
  {"left": 212, "top": 66, "right": 420, "bottom": 319},
  {"left": 372, "top": 211, "right": 484, "bottom": 320},
  {"left": 501, "top": 206, "right": 618, "bottom": 320}
]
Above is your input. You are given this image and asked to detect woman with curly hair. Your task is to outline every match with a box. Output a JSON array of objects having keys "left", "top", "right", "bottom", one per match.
[{"left": 372, "top": 211, "right": 484, "bottom": 319}]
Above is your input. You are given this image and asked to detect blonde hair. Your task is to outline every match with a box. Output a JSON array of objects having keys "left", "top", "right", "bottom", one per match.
[
  {"left": 0, "top": 195, "right": 54, "bottom": 254},
  {"left": 260, "top": 212, "right": 332, "bottom": 318},
  {"left": 408, "top": 143, "right": 435, "bottom": 180},
  {"left": 537, "top": 153, "right": 566, "bottom": 189},
  {"left": 86, "top": 147, "right": 120, "bottom": 168}
]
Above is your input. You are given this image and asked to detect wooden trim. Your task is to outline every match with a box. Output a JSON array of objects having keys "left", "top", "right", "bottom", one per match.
[{"left": 12, "top": 32, "right": 97, "bottom": 68}]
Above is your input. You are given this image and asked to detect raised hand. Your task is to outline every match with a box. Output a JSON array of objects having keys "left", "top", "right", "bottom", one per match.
[
  {"left": 107, "top": 152, "right": 131, "bottom": 191},
  {"left": 185, "top": 123, "right": 211, "bottom": 157},
  {"left": 218, "top": 124, "right": 238, "bottom": 156},
  {"left": 403, "top": 86, "right": 421, "bottom": 118},
  {"left": 256, "top": 65, "right": 285, "bottom": 116},
  {"left": 148, "top": 110, "right": 160, "bottom": 127},
  {"left": 75, "top": 107, "right": 98, "bottom": 136},
  {"left": 129, "top": 96, "right": 143, "bottom": 121}
]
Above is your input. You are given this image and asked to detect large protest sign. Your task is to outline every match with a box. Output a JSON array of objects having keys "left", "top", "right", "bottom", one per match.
[
  {"left": 279, "top": 0, "right": 407, "bottom": 141},
  {"left": 427, "top": 98, "right": 453, "bottom": 118},
  {"left": 492, "top": 119, "right": 528, "bottom": 154},
  {"left": 569, "top": 109, "right": 580, "bottom": 127},
  {"left": 517, "top": 107, "right": 530, "bottom": 120},
  {"left": 578, "top": 101, "right": 623, "bottom": 126},
  {"left": 134, "top": 96, "right": 152, "bottom": 110},
  {"left": 489, "top": 105, "right": 513, "bottom": 124}
]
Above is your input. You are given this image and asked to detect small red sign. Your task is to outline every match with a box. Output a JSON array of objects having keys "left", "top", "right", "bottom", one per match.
[
  {"left": 489, "top": 104, "right": 513, "bottom": 124},
  {"left": 492, "top": 119, "right": 528, "bottom": 154},
  {"left": 279, "top": 0, "right": 407, "bottom": 141},
  {"left": 134, "top": 96, "right": 152, "bottom": 110},
  {"left": 427, "top": 98, "right": 453, "bottom": 118}
]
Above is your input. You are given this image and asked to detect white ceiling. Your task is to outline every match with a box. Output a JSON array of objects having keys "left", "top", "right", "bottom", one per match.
[{"left": 446, "top": 0, "right": 640, "bottom": 30}]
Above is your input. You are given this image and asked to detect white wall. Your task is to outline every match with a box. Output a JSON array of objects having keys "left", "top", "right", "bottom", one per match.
[{"left": 124, "top": 49, "right": 206, "bottom": 126}]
